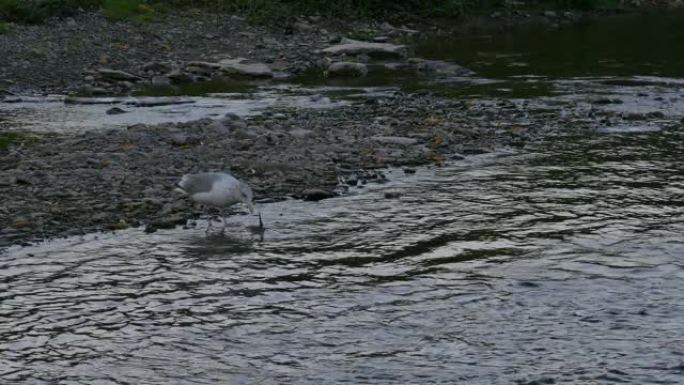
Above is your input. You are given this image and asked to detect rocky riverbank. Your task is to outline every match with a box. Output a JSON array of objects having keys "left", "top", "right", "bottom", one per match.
[
  {"left": 1, "top": 89, "right": 597, "bottom": 248},
  {"left": 0, "top": 9, "right": 424, "bottom": 95}
]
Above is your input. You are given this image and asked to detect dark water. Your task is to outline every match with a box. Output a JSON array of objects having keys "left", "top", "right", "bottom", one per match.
[
  {"left": 3, "top": 12, "right": 684, "bottom": 385},
  {"left": 417, "top": 12, "right": 684, "bottom": 78},
  {"left": 296, "top": 12, "right": 684, "bottom": 98},
  {"left": 2, "top": 128, "right": 684, "bottom": 384}
]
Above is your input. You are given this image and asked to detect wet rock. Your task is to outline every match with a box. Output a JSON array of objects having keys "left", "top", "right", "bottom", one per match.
[
  {"left": 2, "top": 96, "right": 23, "bottom": 103},
  {"left": 185, "top": 61, "right": 220, "bottom": 75},
  {"left": 205, "top": 120, "right": 231, "bottom": 135},
  {"left": 403, "top": 168, "right": 416, "bottom": 174},
  {"left": 64, "top": 96, "right": 122, "bottom": 105},
  {"left": 106, "top": 107, "right": 127, "bottom": 115},
  {"left": 150, "top": 214, "right": 187, "bottom": 229},
  {"left": 13, "top": 217, "right": 33, "bottom": 229},
  {"left": 384, "top": 191, "right": 401, "bottom": 199},
  {"left": 325, "top": 62, "right": 368, "bottom": 77},
  {"left": 461, "top": 147, "right": 492, "bottom": 155},
  {"left": 301, "top": 188, "right": 336, "bottom": 201},
  {"left": 128, "top": 97, "right": 195, "bottom": 107},
  {"left": 151, "top": 76, "right": 172, "bottom": 87},
  {"left": 142, "top": 61, "right": 173, "bottom": 74},
  {"left": 592, "top": 97, "right": 623, "bottom": 105},
  {"left": 288, "top": 128, "right": 313, "bottom": 138},
  {"left": 219, "top": 58, "right": 273, "bottom": 78},
  {"left": 169, "top": 133, "right": 202, "bottom": 146},
  {"left": 78, "top": 85, "right": 110, "bottom": 96},
  {"left": 371, "top": 136, "right": 418, "bottom": 145},
  {"left": 322, "top": 40, "right": 408, "bottom": 58},
  {"left": 97, "top": 68, "right": 142, "bottom": 82},
  {"left": 167, "top": 70, "right": 194, "bottom": 84},
  {"left": 409, "top": 58, "right": 475, "bottom": 77}
]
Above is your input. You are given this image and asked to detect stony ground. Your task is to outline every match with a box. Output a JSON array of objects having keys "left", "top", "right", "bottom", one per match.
[
  {"left": 1, "top": 90, "right": 591, "bottom": 248},
  {"left": 0, "top": 10, "right": 420, "bottom": 94}
]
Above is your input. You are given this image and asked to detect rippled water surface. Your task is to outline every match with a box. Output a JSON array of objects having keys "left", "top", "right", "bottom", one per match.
[{"left": 2, "top": 128, "right": 684, "bottom": 384}]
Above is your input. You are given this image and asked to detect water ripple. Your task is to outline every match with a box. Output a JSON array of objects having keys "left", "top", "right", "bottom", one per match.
[{"left": 2, "top": 130, "right": 684, "bottom": 384}]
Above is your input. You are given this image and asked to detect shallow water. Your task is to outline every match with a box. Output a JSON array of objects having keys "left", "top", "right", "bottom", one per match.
[
  {"left": 2, "top": 127, "right": 684, "bottom": 384},
  {"left": 3, "top": 11, "right": 684, "bottom": 385}
]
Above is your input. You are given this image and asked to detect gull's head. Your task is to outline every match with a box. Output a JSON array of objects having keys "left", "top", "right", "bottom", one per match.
[{"left": 239, "top": 181, "right": 255, "bottom": 214}]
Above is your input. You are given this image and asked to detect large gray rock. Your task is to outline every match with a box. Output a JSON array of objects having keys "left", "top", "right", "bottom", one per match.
[
  {"left": 218, "top": 58, "right": 273, "bottom": 78},
  {"left": 322, "top": 40, "right": 408, "bottom": 58},
  {"left": 325, "top": 61, "right": 368, "bottom": 77}
]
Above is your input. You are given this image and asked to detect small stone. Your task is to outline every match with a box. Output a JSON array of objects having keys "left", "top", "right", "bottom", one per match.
[
  {"left": 403, "top": 168, "right": 416, "bottom": 174},
  {"left": 13, "top": 218, "right": 32, "bottom": 229},
  {"left": 543, "top": 10, "right": 557, "bottom": 18},
  {"left": 301, "top": 188, "right": 336, "bottom": 201},
  {"left": 151, "top": 76, "right": 172, "bottom": 87},
  {"left": 106, "top": 107, "right": 127, "bottom": 115},
  {"left": 384, "top": 191, "right": 401, "bottom": 199}
]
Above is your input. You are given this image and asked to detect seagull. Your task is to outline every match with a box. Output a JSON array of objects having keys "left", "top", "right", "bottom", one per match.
[{"left": 175, "top": 172, "right": 259, "bottom": 232}]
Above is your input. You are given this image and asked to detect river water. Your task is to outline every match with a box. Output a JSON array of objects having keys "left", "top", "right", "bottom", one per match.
[{"left": 2, "top": 12, "right": 684, "bottom": 385}]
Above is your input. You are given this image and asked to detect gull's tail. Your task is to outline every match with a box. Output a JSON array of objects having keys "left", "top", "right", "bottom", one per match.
[{"left": 174, "top": 175, "right": 189, "bottom": 195}]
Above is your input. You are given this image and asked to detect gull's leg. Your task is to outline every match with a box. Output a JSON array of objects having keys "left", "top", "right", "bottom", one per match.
[
  {"left": 220, "top": 208, "right": 228, "bottom": 232},
  {"left": 205, "top": 207, "right": 213, "bottom": 234}
]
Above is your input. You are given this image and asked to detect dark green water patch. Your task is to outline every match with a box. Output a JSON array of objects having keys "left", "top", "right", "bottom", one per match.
[
  {"left": 134, "top": 78, "right": 258, "bottom": 97},
  {"left": 415, "top": 11, "right": 684, "bottom": 79}
]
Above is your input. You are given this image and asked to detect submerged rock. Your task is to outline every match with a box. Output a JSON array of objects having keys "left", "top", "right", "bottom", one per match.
[
  {"left": 151, "top": 76, "right": 172, "bottom": 87},
  {"left": 301, "top": 188, "right": 336, "bottom": 201},
  {"left": 219, "top": 58, "right": 274, "bottom": 78},
  {"left": 409, "top": 58, "right": 475, "bottom": 77},
  {"left": 127, "top": 97, "right": 195, "bottom": 107}
]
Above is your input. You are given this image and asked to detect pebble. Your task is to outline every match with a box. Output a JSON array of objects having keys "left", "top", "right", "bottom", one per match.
[{"left": 301, "top": 188, "right": 336, "bottom": 201}]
